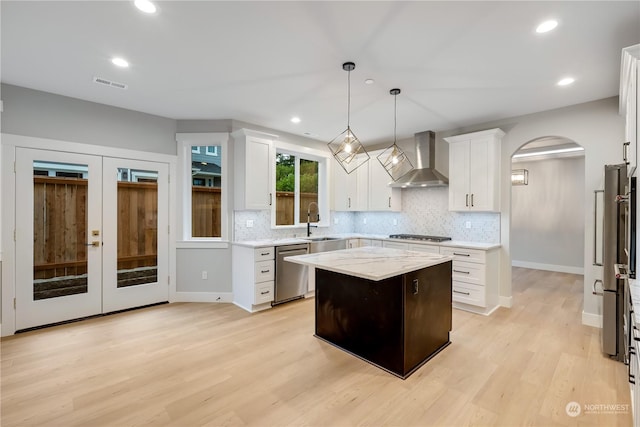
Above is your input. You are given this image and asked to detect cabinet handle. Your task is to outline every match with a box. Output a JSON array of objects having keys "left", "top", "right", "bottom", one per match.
[
  {"left": 624, "top": 141, "right": 630, "bottom": 164},
  {"left": 631, "top": 373, "right": 636, "bottom": 385},
  {"left": 453, "top": 290, "right": 470, "bottom": 296},
  {"left": 471, "top": 194, "right": 474, "bottom": 207},
  {"left": 260, "top": 252, "right": 270, "bottom": 256},
  {"left": 453, "top": 252, "right": 471, "bottom": 257},
  {"left": 269, "top": 193, "right": 272, "bottom": 206},
  {"left": 388, "top": 197, "right": 391, "bottom": 208},
  {"left": 260, "top": 269, "right": 270, "bottom": 273},
  {"left": 453, "top": 269, "right": 470, "bottom": 274},
  {"left": 260, "top": 290, "right": 270, "bottom": 295},
  {"left": 465, "top": 194, "right": 469, "bottom": 207},
  {"left": 348, "top": 197, "right": 351, "bottom": 208}
]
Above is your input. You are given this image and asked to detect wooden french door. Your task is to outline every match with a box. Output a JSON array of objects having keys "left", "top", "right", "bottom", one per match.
[{"left": 15, "top": 148, "right": 169, "bottom": 330}]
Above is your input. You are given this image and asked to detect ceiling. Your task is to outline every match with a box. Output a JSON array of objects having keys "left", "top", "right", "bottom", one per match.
[{"left": 2, "top": 1, "right": 639, "bottom": 145}]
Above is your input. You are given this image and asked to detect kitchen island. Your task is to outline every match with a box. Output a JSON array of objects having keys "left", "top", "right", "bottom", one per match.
[{"left": 285, "top": 247, "right": 453, "bottom": 379}]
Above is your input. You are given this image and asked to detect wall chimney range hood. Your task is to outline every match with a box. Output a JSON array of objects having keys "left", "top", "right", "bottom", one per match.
[{"left": 389, "top": 131, "right": 448, "bottom": 187}]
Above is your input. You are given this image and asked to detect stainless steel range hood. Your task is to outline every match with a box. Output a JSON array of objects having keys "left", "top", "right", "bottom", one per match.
[{"left": 389, "top": 130, "right": 448, "bottom": 187}]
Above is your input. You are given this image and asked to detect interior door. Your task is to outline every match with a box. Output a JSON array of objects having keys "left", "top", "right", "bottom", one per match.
[
  {"left": 15, "top": 148, "right": 103, "bottom": 330},
  {"left": 102, "top": 158, "right": 169, "bottom": 312}
]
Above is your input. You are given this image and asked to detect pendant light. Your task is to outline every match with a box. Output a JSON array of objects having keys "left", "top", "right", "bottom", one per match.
[
  {"left": 327, "top": 62, "right": 370, "bottom": 174},
  {"left": 377, "top": 88, "right": 414, "bottom": 181}
]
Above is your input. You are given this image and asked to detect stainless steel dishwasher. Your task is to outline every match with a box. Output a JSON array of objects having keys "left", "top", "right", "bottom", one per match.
[{"left": 274, "top": 243, "right": 309, "bottom": 305}]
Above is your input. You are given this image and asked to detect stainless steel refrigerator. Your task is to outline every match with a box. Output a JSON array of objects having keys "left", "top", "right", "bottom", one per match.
[{"left": 601, "top": 164, "right": 629, "bottom": 361}]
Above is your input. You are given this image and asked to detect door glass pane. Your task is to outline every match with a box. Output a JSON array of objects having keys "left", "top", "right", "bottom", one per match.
[
  {"left": 33, "top": 161, "right": 88, "bottom": 300},
  {"left": 299, "top": 159, "right": 319, "bottom": 223},
  {"left": 191, "top": 145, "right": 222, "bottom": 237},
  {"left": 117, "top": 168, "right": 158, "bottom": 287},
  {"left": 275, "top": 153, "right": 295, "bottom": 225}
]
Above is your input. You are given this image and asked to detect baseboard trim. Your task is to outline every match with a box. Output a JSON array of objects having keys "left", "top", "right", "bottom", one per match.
[
  {"left": 173, "top": 292, "right": 233, "bottom": 303},
  {"left": 512, "top": 260, "right": 584, "bottom": 275},
  {"left": 582, "top": 311, "right": 602, "bottom": 328},
  {"left": 499, "top": 296, "right": 513, "bottom": 308}
]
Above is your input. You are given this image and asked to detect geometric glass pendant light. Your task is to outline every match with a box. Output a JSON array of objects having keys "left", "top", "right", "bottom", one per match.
[
  {"left": 377, "top": 88, "right": 414, "bottom": 181},
  {"left": 327, "top": 62, "right": 370, "bottom": 174}
]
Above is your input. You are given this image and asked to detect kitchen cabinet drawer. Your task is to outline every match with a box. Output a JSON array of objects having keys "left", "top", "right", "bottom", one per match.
[
  {"left": 255, "top": 281, "right": 274, "bottom": 304},
  {"left": 452, "top": 260, "right": 484, "bottom": 286},
  {"left": 441, "top": 247, "right": 485, "bottom": 264},
  {"left": 384, "top": 241, "right": 409, "bottom": 250},
  {"left": 254, "top": 247, "right": 274, "bottom": 261},
  {"left": 255, "top": 260, "right": 274, "bottom": 282},
  {"left": 370, "top": 240, "right": 383, "bottom": 247},
  {"left": 452, "top": 281, "right": 486, "bottom": 307},
  {"left": 409, "top": 243, "right": 440, "bottom": 254}
]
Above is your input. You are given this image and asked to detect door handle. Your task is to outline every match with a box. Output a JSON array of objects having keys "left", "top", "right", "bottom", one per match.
[{"left": 85, "top": 241, "right": 101, "bottom": 247}]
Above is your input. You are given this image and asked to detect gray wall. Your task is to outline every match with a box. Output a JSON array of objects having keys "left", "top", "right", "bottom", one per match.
[
  {"left": 176, "top": 249, "right": 232, "bottom": 292},
  {"left": 1, "top": 84, "right": 177, "bottom": 154},
  {"left": 511, "top": 156, "right": 585, "bottom": 270}
]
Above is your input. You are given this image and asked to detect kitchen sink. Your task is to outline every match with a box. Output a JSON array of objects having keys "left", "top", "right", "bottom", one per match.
[{"left": 308, "top": 237, "right": 347, "bottom": 253}]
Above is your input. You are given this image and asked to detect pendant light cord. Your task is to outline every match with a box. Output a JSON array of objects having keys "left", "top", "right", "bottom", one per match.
[
  {"left": 393, "top": 92, "right": 397, "bottom": 144},
  {"left": 347, "top": 69, "right": 351, "bottom": 128}
]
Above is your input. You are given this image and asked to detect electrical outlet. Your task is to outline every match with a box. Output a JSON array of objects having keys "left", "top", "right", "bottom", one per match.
[
  {"left": 465, "top": 221, "right": 472, "bottom": 229},
  {"left": 201, "top": 271, "right": 208, "bottom": 280},
  {"left": 246, "top": 219, "right": 254, "bottom": 228},
  {"left": 363, "top": 218, "right": 367, "bottom": 225}
]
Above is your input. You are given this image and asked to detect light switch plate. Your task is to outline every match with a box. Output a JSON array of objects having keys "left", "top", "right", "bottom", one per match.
[
  {"left": 246, "top": 219, "right": 254, "bottom": 228},
  {"left": 465, "top": 221, "right": 472, "bottom": 229}
]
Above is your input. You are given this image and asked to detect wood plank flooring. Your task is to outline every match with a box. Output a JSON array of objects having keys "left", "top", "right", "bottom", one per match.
[{"left": 1, "top": 268, "right": 632, "bottom": 426}]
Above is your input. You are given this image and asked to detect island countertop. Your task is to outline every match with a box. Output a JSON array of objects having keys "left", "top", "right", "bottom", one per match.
[{"left": 285, "top": 246, "right": 453, "bottom": 281}]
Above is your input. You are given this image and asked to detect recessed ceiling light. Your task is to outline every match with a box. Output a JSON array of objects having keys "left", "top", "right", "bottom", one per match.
[
  {"left": 111, "top": 57, "right": 129, "bottom": 68},
  {"left": 365, "top": 79, "right": 375, "bottom": 85},
  {"left": 557, "top": 77, "right": 575, "bottom": 86},
  {"left": 536, "top": 20, "right": 558, "bottom": 33},
  {"left": 291, "top": 117, "right": 301, "bottom": 124},
  {"left": 134, "top": 0, "right": 157, "bottom": 14}
]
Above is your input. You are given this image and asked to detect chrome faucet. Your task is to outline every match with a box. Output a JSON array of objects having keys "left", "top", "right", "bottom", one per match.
[{"left": 307, "top": 202, "right": 319, "bottom": 237}]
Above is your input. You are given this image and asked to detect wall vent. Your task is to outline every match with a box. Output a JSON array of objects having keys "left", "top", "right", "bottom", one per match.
[{"left": 92, "top": 76, "right": 128, "bottom": 90}]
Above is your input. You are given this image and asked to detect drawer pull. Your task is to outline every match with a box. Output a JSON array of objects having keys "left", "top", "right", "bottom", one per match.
[
  {"left": 260, "top": 290, "right": 270, "bottom": 295},
  {"left": 453, "top": 290, "right": 470, "bottom": 296},
  {"left": 453, "top": 269, "right": 470, "bottom": 274},
  {"left": 631, "top": 373, "right": 636, "bottom": 385},
  {"left": 260, "top": 269, "right": 270, "bottom": 273},
  {"left": 453, "top": 252, "right": 471, "bottom": 257},
  {"left": 260, "top": 252, "right": 270, "bottom": 256}
]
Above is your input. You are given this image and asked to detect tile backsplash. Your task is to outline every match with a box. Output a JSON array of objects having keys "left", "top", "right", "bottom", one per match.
[{"left": 234, "top": 187, "right": 500, "bottom": 243}]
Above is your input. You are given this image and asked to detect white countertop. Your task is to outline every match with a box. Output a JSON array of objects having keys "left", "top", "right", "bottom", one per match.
[
  {"left": 233, "top": 234, "right": 500, "bottom": 250},
  {"left": 285, "top": 246, "right": 453, "bottom": 281}
]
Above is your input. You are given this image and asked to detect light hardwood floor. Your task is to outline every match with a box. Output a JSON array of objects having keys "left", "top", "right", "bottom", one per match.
[{"left": 1, "top": 268, "right": 632, "bottom": 426}]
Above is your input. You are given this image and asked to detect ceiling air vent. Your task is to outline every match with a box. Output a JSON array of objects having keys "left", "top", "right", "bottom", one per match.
[{"left": 92, "top": 76, "right": 128, "bottom": 90}]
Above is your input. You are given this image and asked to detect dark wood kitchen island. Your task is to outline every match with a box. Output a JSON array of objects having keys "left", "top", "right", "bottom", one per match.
[{"left": 285, "top": 246, "right": 453, "bottom": 379}]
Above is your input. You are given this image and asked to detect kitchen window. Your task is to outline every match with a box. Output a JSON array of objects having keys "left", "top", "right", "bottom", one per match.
[
  {"left": 176, "top": 133, "right": 229, "bottom": 243},
  {"left": 272, "top": 144, "right": 329, "bottom": 229}
]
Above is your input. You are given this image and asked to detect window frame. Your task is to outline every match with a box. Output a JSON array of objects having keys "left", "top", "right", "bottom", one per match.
[
  {"left": 205, "top": 146, "right": 218, "bottom": 156},
  {"left": 271, "top": 141, "right": 330, "bottom": 230},
  {"left": 176, "top": 133, "right": 229, "bottom": 245}
]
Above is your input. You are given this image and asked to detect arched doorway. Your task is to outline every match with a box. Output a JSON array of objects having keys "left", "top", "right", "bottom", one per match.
[{"left": 510, "top": 136, "right": 586, "bottom": 275}]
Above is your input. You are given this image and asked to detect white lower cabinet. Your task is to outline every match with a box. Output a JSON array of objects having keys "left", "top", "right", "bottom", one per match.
[
  {"left": 440, "top": 246, "right": 500, "bottom": 315},
  {"left": 347, "top": 239, "right": 360, "bottom": 249},
  {"left": 383, "top": 241, "right": 409, "bottom": 250},
  {"left": 232, "top": 245, "right": 275, "bottom": 312},
  {"left": 408, "top": 243, "right": 440, "bottom": 254}
]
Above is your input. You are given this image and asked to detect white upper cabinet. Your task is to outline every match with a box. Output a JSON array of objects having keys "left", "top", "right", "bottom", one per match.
[
  {"left": 621, "top": 45, "right": 640, "bottom": 177},
  {"left": 332, "top": 154, "right": 368, "bottom": 211},
  {"left": 445, "top": 128, "right": 504, "bottom": 212},
  {"left": 368, "top": 149, "right": 401, "bottom": 212},
  {"left": 232, "top": 129, "right": 276, "bottom": 210}
]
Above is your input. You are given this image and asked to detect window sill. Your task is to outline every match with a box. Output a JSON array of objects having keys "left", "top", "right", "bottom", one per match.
[{"left": 176, "top": 240, "right": 230, "bottom": 249}]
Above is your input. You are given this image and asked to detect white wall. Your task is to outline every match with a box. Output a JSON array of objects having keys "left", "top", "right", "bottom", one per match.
[
  {"left": 511, "top": 156, "right": 585, "bottom": 273},
  {"left": 439, "top": 96, "right": 625, "bottom": 325},
  {"left": 1, "top": 84, "right": 177, "bottom": 154}
]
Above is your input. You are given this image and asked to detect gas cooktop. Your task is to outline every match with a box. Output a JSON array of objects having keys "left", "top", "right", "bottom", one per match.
[{"left": 388, "top": 234, "right": 452, "bottom": 242}]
